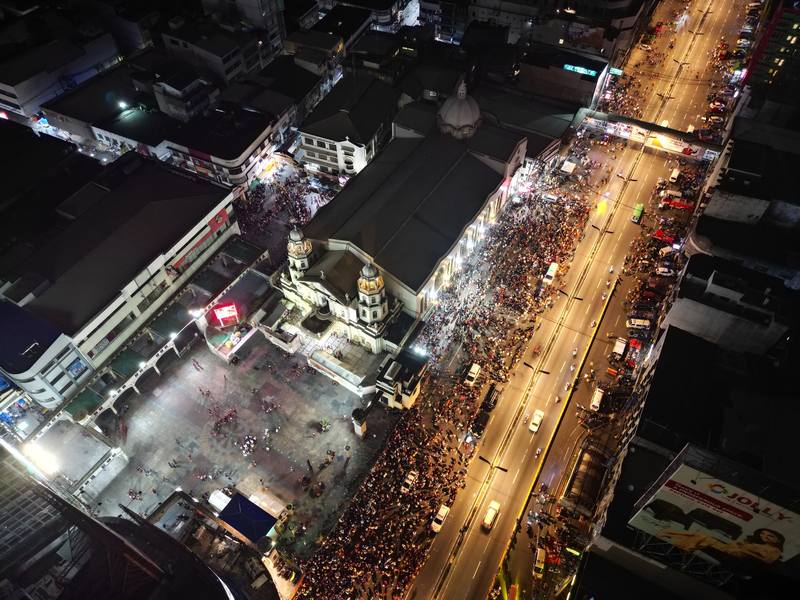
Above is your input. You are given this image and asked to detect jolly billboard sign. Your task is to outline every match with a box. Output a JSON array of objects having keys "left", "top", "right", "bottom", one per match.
[{"left": 629, "top": 464, "right": 800, "bottom": 567}]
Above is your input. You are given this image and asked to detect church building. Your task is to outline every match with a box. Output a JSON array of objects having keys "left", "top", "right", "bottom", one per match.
[{"left": 277, "top": 80, "right": 528, "bottom": 360}]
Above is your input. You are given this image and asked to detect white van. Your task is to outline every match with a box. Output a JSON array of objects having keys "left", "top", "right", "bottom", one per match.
[
  {"left": 482, "top": 500, "right": 501, "bottom": 530},
  {"left": 543, "top": 262, "right": 558, "bottom": 286},
  {"left": 659, "top": 246, "right": 677, "bottom": 257},
  {"left": 660, "top": 188, "right": 682, "bottom": 199},
  {"left": 687, "top": 125, "right": 695, "bottom": 134},
  {"left": 590, "top": 387, "right": 604, "bottom": 411},
  {"left": 611, "top": 337, "right": 627, "bottom": 358},
  {"left": 626, "top": 318, "right": 651, "bottom": 330},
  {"left": 669, "top": 168, "right": 680, "bottom": 183},
  {"left": 464, "top": 363, "right": 481, "bottom": 387},
  {"left": 533, "top": 548, "right": 546, "bottom": 579},
  {"left": 431, "top": 505, "right": 450, "bottom": 533}
]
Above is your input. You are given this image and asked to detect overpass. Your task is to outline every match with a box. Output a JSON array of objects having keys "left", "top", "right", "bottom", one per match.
[{"left": 574, "top": 108, "right": 723, "bottom": 162}]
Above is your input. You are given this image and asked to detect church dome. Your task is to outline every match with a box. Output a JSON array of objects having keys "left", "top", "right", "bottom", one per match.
[
  {"left": 287, "top": 227, "right": 312, "bottom": 259},
  {"left": 437, "top": 81, "right": 481, "bottom": 139},
  {"left": 288, "top": 227, "right": 304, "bottom": 242},
  {"left": 357, "top": 263, "right": 384, "bottom": 294}
]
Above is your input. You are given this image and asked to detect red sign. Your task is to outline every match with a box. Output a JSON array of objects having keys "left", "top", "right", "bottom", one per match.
[{"left": 213, "top": 303, "right": 239, "bottom": 326}]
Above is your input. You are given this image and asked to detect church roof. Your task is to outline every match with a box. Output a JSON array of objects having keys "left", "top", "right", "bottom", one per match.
[
  {"left": 300, "top": 74, "right": 400, "bottom": 144},
  {"left": 306, "top": 131, "right": 515, "bottom": 291},
  {"left": 302, "top": 250, "right": 363, "bottom": 303}
]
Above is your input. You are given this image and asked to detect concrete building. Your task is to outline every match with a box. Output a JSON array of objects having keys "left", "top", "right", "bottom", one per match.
[
  {"left": 517, "top": 42, "right": 609, "bottom": 106},
  {"left": 0, "top": 9, "right": 120, "bottom": 121},
  {"left": 688, "top": 115, "right": 800, "bottom": 289},
  {"left": 91, "top": 0, "right": 162, "bottom": 55},
  {"left": 660, "top": 254, "right": 795, "bottom": 355},
  {"left": 585, "top": 325, "right": 800, "bottom": 596},
  {"left": 276, "top": 85, "right": 527, "bottom": 366},
  {"left": 298, "top": 74, "right": 401, "bottom": 176},
  {"left": 0, "top": 154, "right": 240, "bottom": 409},
  {"left": 338, "top": 0, "right": 410, "bottom": 32},
  {"left": 162, "top": 20, "right": 270, "bottom": 85},
  {"left": 312, "top": 5, "right": 374, "bottom": 51},
  {"left": 202, "top": 0, "right": 285, "bottom": 55},
  {"left": 745, "top": 0, "right": 800, "bottom": 103}
]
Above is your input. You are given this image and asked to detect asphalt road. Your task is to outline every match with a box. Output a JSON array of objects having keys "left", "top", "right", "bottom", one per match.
[
  {"left": 407, "top": 1, "right": 747, "bottom": 598},
  {"left": 629, "top": 0, "right": 749, "bottom": 132}
]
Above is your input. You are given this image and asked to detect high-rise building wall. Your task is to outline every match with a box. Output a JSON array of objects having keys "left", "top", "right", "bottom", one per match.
[{"left": 746, "top": 1, "right": 800, "bottom": 101}]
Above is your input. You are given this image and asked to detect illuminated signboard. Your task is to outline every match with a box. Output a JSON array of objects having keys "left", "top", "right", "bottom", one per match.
[
  {"left": 563, "top": 64, "right": 598, "bottom": 77},
  {"left": 213, "top": 303, "right": 239, "bottom": 326},
  {"left": 610, "top": 67, "right": 623, "bottom": 76}
]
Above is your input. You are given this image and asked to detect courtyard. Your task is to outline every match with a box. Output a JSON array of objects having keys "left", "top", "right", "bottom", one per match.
[{"left": 85, "top": 332, "right": 400, "bottom": 558}]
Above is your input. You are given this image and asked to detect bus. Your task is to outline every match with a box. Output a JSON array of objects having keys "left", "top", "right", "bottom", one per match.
[
  {"left": 631, "top": 203, "right": 644, "bottom": 224},
  {"left": 543, "top": 262, "right": 558, "bottom": 285}
]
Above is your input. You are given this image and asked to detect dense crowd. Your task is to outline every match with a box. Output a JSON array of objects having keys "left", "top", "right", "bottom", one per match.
[{"left": 298, "top": 150, "right": 598, "bottom": 598}]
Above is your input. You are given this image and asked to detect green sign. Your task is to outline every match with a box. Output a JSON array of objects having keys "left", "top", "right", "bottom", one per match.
[
  {"left": 610, "top": 67, "right": 623, "bottom": 76},
  {"left": 563, "top": 64, "right": 598, "bottom": 77}
]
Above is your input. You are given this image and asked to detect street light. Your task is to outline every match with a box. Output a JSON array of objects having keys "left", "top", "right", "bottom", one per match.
[{"left": 118, "top": 100, "right": 128, "bottom": 109}]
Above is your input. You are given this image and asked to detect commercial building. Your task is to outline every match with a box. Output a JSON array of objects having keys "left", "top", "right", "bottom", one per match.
[
  {"left": 0, "top": 153, "right": 240, "bottom": 409},
  {"left": 277, "top": 84, "right": 527, "bottom": 365},
  {"left": 0, "top": 8, "right": 120, "bottom": 121},
  {"left": 92, "top": 0, "right": 162, "bottom": 55},
  {"left": 162, "top": 20, "right": 270, "bottom": 85},
  {"left": 661, "top": 254, "right": 796, "bottom": 355},
  {"left": 517, "top": 43, "right": 609, "bottom": 106},
  {"left": 202, "top": 0, "right": 285, "bottom": 55},
  {"left": 337, "top": 0, "right": 409, "bottom": 32},
  {"left": 312, "top": 5, "right": 374, "bottom": 51},
  {"left": 0, "top": 446, "right": 261, "bottom": 600},
  {"left": 745, "top": 0, "right": 800, "bottom": 103},
  {"left": 298, "top": 74, "right": 401, "bottom": 176},
  {"left": 584, "top": 325, "right": 800, "bottom": 597},
  {"left": 687, "top": 115, "right": 800, "bottom": 289}
]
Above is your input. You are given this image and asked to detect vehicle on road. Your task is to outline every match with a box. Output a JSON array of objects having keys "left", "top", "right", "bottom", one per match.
[
  {"left": 626, "top": 318, "right": 652, "bottom": 330},
  {"left": 590, "top": 387, "right": 604, "bottom": 411},
  {"left": 534, "top": 548, "right": 547, "bottom": 579},
  {"left": 669, "top": 168, "right": 680, "bottom": 183},
  {"left": 471, "top": 411, "right": 491, "bottom": 438},
  {"left": 631, "top": 203, "right": 644, "bottom": 224},
  {"left": 464, "top": 363, "right": 481, "bottom": 387},
  {"left": 401, "top": 470, "right": 418, "bottom": 494},
  {"left": 431, "top": 504, "right": 450, "bottom": 532},
  {"left": 656, "top": 266, "right": 677, "bottom": 277},
  {"left": 529, "top": 409, "right": 545, "bottom": 433},
  {"left": 482, "top": 501, "right": 501, "bottom": 530},
  {"left": 481, "top": 383, "right": 500, "bottom": 412},
  {"left": 611, "top": 337, "right": 627, "bottom": 358},
  {"left": 543, "top": 261, "right": 558, "bottom": 286},
  {"left": 705, "top": 115, "right": 724, "bottom": 124}
]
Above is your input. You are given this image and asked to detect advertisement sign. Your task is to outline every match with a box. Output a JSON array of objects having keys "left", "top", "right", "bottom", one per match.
[
  {"left": 213, "top": 302, "right": 239, "bottom": 327},
  {"left": 629, "top": 464, "right": 800, "bottom": 568}
]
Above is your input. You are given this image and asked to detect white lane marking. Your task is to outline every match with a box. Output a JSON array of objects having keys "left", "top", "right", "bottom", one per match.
[
  {"left": 472, "top": 561, "right": 482, "bottom": 580},
  {"left": 512, "top": 467, "right": 520, "bottom": 484}
]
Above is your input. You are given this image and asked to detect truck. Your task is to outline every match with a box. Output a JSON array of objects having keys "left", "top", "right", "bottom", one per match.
[
  {"left": 590, "top": 387, "right": 604, "bottom": 411},
  {"left": 611, "top": 337, "right": 627, "bottom": 358}
]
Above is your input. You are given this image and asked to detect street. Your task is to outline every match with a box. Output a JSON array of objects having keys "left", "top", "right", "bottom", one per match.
[{"left": 409, "top": 1, "right": 748, "bottom": 597}]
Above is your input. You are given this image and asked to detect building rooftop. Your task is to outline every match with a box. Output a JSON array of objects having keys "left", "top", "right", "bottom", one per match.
[
  {"left": 301, "top": 74, "right": 400, "bottom": 144},
  {"left": 473, "top": 83, "right": 580, "bottom": 141},
  {"left": 286, "top": 29, "right": 343, "bottom": 53},
  {"left": 718, "top": 139, "right": 797, "bottom": 204},
  {"left": 164, "top": 23, "right": 240, "bottom": 58},
  {"left": 0, "top": 301, "right": 63, "bottom": 374},
  {"left": 306, "top": 127, "right": 522, "bottom": 291},
  {"left": 169, "top": 103, "right": 275, "bottom": 160},
  {"left": 693, "top": 215, "right": 800, "bottom": 271},
  {"left": 637, "top": 326, "right": 797, "bottom": 485},
  {"left": 97, "top": 107, "right": 179, "bottom": 146},
  {"left": 399, "top": 63, "right": 462, "bottom": 100},
  {"left": 0, "top": 37, "right": 85, "bottom": 86},
  {"left": 393, "top": 100, "right": 437, "bottom": 136},
  {"left": 41, "top": 64, "right": 139, "bottom": 126},
  {"left": 312, "top": 5, "right": 372, "bottom": 44},
  {"left": 678, "top": 254, "right": 797, "bottom": 325},
  {"left": 519, "top": 42, "right": 607, "bottom": 78},
  {"left": 251, "top": 55, "right": 322, "bottom": 104},
  {"left": 21, "top": 154, "right": 229, "bottom": 334}
]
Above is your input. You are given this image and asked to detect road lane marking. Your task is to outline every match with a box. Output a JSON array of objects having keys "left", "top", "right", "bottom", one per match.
[{"left": 472, "top": 561, "right": 482, "bottom": 580}]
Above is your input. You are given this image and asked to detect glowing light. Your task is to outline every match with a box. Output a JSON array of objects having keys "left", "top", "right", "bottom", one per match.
[
  {"left": 596, "top": 199, "right": 608, "bottom": 215},
  {"left": 23, "top": 443, "right": 59, "bottom": 476},
  {"left": 118, "top": 101, "right": 128, "bottom": 109},
  {"left": 169, "top": 332, "right": 178, "bottom": 340}
]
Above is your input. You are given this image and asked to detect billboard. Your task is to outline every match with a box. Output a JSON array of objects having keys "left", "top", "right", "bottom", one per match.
[{"left": 629, "top": 464, "right": 800, "bottom": 569}]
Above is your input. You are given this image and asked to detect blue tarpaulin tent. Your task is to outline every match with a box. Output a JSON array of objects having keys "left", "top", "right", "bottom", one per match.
[{"left": 218, "top": 493, "right": 278, "bottom": 543}]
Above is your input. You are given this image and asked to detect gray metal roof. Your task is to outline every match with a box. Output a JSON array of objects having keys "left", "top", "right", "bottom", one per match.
[{"left": 306, "top": 131, "right": 513, "bottom": 291}]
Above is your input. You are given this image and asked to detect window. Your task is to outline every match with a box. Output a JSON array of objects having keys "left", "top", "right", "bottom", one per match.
[
  {"left": 328, "top": 143, "right": 336, "bottom": 150},
  {"left": 372, "top": 310, "right": 378, "bottom": 320},
  {"left": 317, "top": 140, "right": 326, "bottom": 147}
]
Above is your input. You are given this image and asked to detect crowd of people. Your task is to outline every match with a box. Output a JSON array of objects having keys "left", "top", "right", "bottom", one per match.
[
  {"left": 298, "top": 155, "right": 597, "bottom": 598},
  {"left": 237, "top": 166, "right": 336, "bottom": 242}
]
